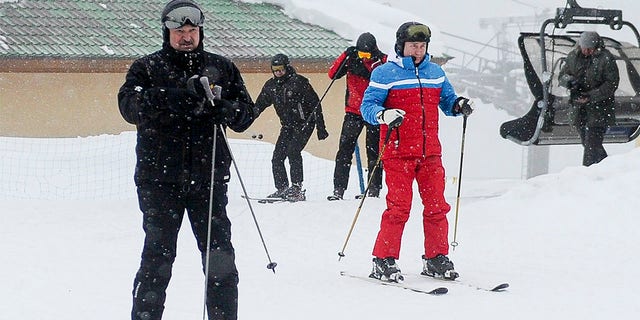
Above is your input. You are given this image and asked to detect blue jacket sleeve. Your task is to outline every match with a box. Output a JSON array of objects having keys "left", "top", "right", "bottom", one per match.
[
  {"left": 438, "top": 75, "right": 459, "bottom": 116},
  {"left": 360, "top": 68, "right": 388, "bottom": 125}
]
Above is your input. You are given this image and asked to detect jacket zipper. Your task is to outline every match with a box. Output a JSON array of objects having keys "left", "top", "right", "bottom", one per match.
[
  {"left": 298, "top": 103, "right": 306, "bottom": 121},
  {"left": 416, "top": 66, "right": 427, "bottom": 157}
]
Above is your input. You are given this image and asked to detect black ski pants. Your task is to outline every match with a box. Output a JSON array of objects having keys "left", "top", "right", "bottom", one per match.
[
  {"left": 132, "top": 181, "right": 238, "bottom": 320},
  {"left": 333, "top": 112, "right": 381, "bottom": 192},
  {"left": 272, "top": 124, "right": 314, "bottom": 190},
  {"left": 578, "top": 125, "right": 607, "bottom": 166}
]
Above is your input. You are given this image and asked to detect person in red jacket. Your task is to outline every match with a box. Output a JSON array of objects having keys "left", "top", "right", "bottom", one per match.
[
  {"left": 327, "top": 33, "right": 388, "bottom": 200},
  {"left": 360, "top": 22, "right": 473, "bottom": 282}
]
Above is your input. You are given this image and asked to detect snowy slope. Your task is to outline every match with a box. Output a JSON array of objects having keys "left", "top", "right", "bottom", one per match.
[{"left": 2, "top": 135, "right": 640, "bottom": 319}]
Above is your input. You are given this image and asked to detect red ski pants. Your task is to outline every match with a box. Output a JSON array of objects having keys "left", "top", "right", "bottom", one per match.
[{"left": 372, "top": 155, "right": 451, "bottom": 259}]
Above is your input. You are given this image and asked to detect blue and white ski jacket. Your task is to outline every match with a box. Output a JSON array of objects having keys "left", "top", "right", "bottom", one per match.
[{"left": 360, "top": 54, "right": 460, "bottom": 159}]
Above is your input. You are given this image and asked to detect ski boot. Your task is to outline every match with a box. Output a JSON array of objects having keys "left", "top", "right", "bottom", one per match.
[
  {"left": 327, "top": 188, "right": 344, "bottom": 201},
  {"left": 421, "top": 254, "right": 459, "bottom": 280},
  {"left": 355, "top": 187, "right": 380, "bottom": 199},
  {"left": 367, "top": 187, "right": 380, "bottom": 198},
  {"left": 369, "top": 257, "right": 403, "bottom": 282},
  {"left": 285, "top": 183, "right": 306, "bottom": 202},
  {"left": 266, "top": 187, "right": 288, "bottom": 199}
]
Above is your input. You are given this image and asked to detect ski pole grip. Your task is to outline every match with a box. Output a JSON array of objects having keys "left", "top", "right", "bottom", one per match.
[
  {"left": 199, "top": 76, "right": 215, "bottom": 101},
  {"left": 388, "top": 116, "right": 403, "bottom": 128}
]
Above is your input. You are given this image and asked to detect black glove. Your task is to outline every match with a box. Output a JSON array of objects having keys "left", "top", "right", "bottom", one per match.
[
  {"left": 186, "top": 75, "right": 212, "bottom": 116},
  {"left": 210, "top": 99, "right": 239, "bottom": 125},
  {"left": 454, "top": 97, "right": 474, "bottom": 116},
  {"left": 145, "top": 87, "right": 204, "bottom": 114},
  {"left": 346, "top": 46, "right": 358, "bottom": 56},
  {"left": 568, "top": 79, "right": 584, "bottom": 91},
  {"left": 317, "top": 127, "right": 329, "bottom": 140}
]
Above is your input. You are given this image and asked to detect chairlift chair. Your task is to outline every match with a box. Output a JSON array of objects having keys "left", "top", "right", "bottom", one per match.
[{"left": 499, "top": 0, "right": 640, "bottom": 146}]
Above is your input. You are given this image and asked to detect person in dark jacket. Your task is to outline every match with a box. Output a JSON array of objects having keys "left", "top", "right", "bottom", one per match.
[
  {"left": 327, "top": 32, "right": 388, "bottom": 200},
  {"left": 559, "top": 31, "right": 619, "bottom": 166},
  {"left": 254, "top": 53, "right": 329, "bottom": 201},
  {"left": 117, "top": 1, "right": 255, "bottom": 319},
  {"left": 360, "top": 22, "right": 473, "bottom": 283}
]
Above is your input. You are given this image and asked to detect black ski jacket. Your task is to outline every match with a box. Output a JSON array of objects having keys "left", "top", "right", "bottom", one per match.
[
  {"left": 254, "top": 66, "right": 327, "bottom": 132},
  {"left": 118, "top": 45, "right": 255, "bottom": 186}
]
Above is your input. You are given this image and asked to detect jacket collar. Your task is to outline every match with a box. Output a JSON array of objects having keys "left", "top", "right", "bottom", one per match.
[
  {"left": 161, "top": 44, "right": 204, "bottom": 74},
  {"left": 391, "top": 53, "right": 432, "bottom": 70}
]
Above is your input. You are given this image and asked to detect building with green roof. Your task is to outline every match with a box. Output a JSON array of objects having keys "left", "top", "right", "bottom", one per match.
[
  {"left": 0, "top": 0, "right": 352, "bottom": 160},
  {"left": 0, "top": 0, "right": 350, "bottom": 72}
]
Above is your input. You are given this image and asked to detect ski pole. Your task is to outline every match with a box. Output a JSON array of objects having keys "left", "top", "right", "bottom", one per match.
[
  {"left": 338, "top": 117, "right": 401, "bottom": 260},
  {"left": 219, "top": 127, "right": 278, "bottom": 273},
  {"left": 354, "top": 142, "right": 365, "bottom": 194},
  {"left": 299, "top": 55, "right": 350, "bottom": 134},
  {"left": 450, "top": 114, "right": 468, "bottom": 251},
  {"left": 199, "top": 78, "right": 278, "bottom": 273},
  {"left": 202, "top": 101, "right": 218, "bottom": 320}
]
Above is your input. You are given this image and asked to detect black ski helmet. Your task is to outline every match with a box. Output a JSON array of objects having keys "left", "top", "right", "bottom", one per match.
[
  {"left": 160, "top": 0, "right": 205, "bottom": 45},
  {"left": 356, "top": 32, "right": 377, "bottom": 53},
  {"left": 395, "top": 22, "right": 431, "bottom": 56},
  {"left": 271, "top": 53, "right": 290, "bottom": 66}
]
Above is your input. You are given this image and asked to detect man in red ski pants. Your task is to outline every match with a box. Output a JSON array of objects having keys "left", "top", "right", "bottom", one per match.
[{"left": 360, "top": 21, "right": 474, "bottom": 282}]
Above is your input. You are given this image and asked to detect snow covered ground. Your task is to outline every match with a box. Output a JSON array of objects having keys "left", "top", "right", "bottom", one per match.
[
  {"left": 2, "top": 0, "right": 640, "bottom": 319},
  {"left": 2, "top": 131, "right": 640, "bottom": 319}
]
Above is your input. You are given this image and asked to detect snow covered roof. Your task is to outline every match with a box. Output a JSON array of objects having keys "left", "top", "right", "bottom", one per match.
[{"left": 0, "top": 0, "right": 350, "bottom": 72}]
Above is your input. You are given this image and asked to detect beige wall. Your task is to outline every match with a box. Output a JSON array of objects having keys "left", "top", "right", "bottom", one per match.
[{"left": 0, "top": 72, "right": 352, "bottom": 160}]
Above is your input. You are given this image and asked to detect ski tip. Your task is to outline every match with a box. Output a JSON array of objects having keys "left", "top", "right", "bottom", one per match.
[
  {"left": 491, "top": 283, "right": 509, "bottom": 292},
  {"left": 430, "top": 287, "right": 449, "bottom": 295}
]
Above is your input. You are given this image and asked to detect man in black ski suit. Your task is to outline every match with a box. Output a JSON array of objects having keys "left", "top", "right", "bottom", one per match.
[
  {"left": 117, "top": 1, "right": 255, "bottom": 319},
  {"left": 254, "top": 53, "right": 329, "bottom": 201}
]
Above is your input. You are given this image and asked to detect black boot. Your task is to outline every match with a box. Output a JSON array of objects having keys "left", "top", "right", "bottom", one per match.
[
  {"left": 421, "top": 254, "right": 459, "bottom": 280},
  {"left": 327, "top": 188, "right": 344, "bottom": 201},
  {"left": 285, "top": 183, "right": 306, "bottom": 202},
  {"left": 369, "top": 257, "right": 403, "bottom": 282},
  {"left": 266, "top": 187, "right": 288, "bottom": 199}
]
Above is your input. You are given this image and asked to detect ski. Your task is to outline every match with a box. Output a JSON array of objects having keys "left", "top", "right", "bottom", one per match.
[
  {"left": 453, "top": 279, "right": 509, "bottom": 292},
  {"left": 339, "top": 271, "right": 448, "bottom": 296},
  {"left": 415, "top": 273, "right": 509, "bottom": 292},
  {"left": 355, "top": 194, "right": 381, "bottom": 200},
  {"left": 240, "top": 195, "right": 286, "bottom": 204},
  {"left": 257, "top": 198, "right": 286, "bottom": 204}
]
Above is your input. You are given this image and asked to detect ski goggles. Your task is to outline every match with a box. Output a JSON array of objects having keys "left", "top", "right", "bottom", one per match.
[
  {"left": 405, "top": 24, "right": 431, "bottom": 43},
  {"left": 271, "top": 65, "right": 286, "bottom": 72},
  {"left": 357, "top": 51, "right": 372, "bottom": 59},
  {"left": 163, "top": 6, "right": 204, "bottom": 29}
]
